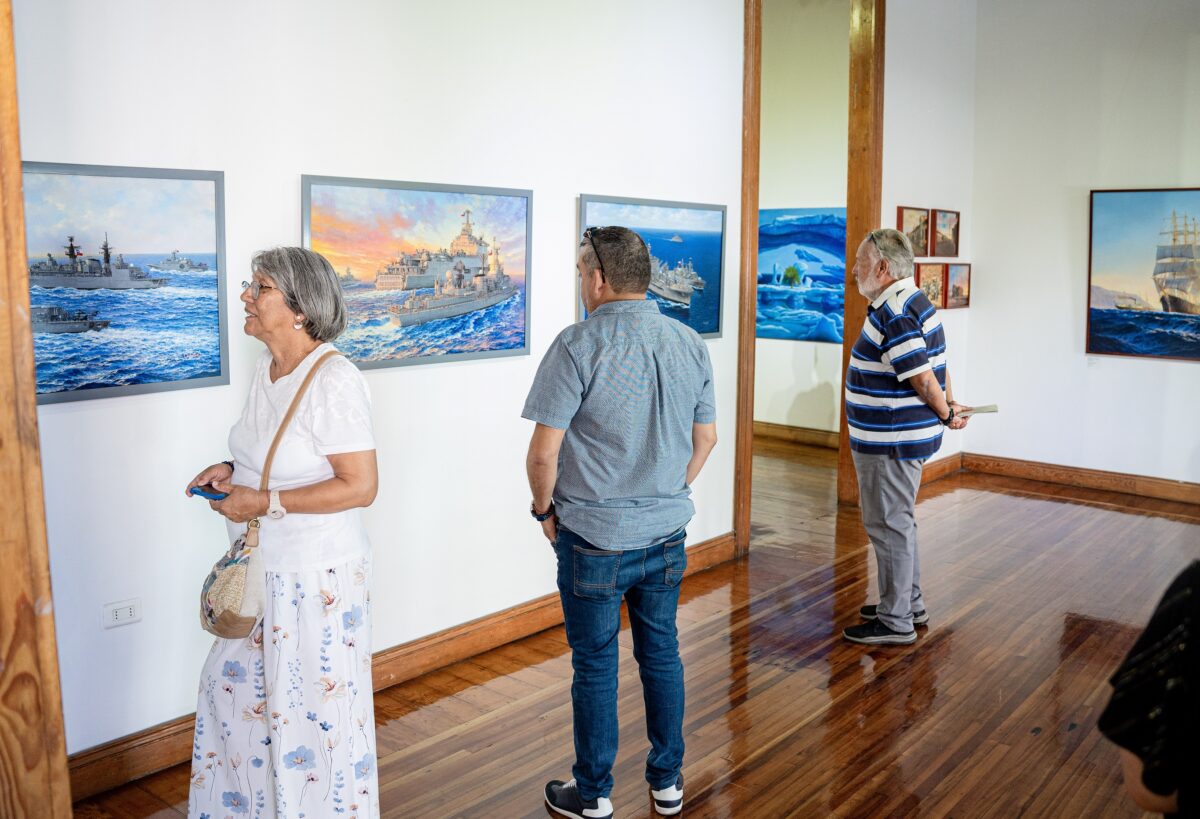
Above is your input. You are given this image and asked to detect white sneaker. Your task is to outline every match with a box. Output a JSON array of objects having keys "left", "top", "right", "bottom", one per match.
[{"left": 651, "top": 774, "right": 683, "bottom": 816}]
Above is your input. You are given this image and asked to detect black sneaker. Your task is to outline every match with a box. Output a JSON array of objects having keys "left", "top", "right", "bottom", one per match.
[
  {"left": 860, "top": 604, "right": 929, "bottom": 626},
  {"left": 650, "top": 773, "right": 683, "bottom": 816},
  {"left": 545, "top": 778, "right": 614, "bottom": 819},
  {"left": 843, "top": 619, "right": 917, "bottom": 645}
]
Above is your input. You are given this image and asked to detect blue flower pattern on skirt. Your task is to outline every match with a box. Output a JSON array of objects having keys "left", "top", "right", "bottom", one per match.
[{"left": 189, "top": 555, "right": 378, "bottom": 818}]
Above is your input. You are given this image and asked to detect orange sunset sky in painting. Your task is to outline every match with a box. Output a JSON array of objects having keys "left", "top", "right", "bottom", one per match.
[{"left": 309, "top": 183, "right": 528, "bottom": 283}]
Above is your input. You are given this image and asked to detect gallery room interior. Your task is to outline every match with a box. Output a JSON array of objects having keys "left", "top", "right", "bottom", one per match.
[{"left": 0, "top": 0, "right": 1197, "bottom": 816}]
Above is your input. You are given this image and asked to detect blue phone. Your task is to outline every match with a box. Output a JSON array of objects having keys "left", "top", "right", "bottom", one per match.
[{"left": 190, "top": 485, "right": 229, "bottom": 501}]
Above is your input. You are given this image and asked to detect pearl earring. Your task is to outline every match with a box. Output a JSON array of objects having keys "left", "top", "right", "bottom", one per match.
[{"left": 293, "top": 317, "right": 304, "bottom": 330}]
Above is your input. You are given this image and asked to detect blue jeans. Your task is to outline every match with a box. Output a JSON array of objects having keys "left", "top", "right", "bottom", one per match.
[{"left": 553, "top": 525, "right": 687, "bottom": 801}]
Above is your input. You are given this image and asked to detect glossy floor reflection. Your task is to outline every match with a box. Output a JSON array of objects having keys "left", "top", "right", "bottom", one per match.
[{"left": 76, "top": 441, "right": 1196, "bottom": 817}]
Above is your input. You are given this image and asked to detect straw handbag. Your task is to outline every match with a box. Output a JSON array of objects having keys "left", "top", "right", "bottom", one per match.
[{"left": 199, "top": 350, "right": 340, "bottom": 638}]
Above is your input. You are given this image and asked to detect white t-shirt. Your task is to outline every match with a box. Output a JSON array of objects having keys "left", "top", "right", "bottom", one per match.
[{"left": 227, "top": 343, "right": 376, "bottom": 572}]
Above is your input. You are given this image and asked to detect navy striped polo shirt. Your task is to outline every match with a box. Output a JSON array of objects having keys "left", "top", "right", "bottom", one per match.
[{"left": 845, "top": 277, "right": 947, "bottom": 461}]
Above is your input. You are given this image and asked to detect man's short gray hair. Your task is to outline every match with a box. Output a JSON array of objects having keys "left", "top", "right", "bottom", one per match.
[
  {"left": 252, "top": 247, "right": 347, "bottom": 342},
  {"left": 580, "top": 226, "right": 651, "bottom": 294},
  {"left": 867, "top": 228, "right": 915, "bottom": 279}
]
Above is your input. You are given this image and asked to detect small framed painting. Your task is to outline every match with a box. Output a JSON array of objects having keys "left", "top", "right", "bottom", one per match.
[
  {"left": 917, "top": 263, "right": 946, "bottom": 308},
  {"left": 896, "top": 206, "right": 931, "bottom": 257},
  {"left": 932, "top": 209, "right": 960, "bottom": 257},
  {"left": 946, "top": 263, "right": 971, "bottom": 309}
]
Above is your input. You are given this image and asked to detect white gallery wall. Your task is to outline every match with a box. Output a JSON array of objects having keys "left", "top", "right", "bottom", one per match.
[
  {"left": 968, "top": 0, "right": 1200, "bottom": 482},
  {"left": 15, "top": 0, "right": 744, "bottom": 754},
  {"left": 754, "top": 0, "right": 849, "bottom": 430},
  {"left": 880, "top": 0, "right": 977, "bottom": 462}
]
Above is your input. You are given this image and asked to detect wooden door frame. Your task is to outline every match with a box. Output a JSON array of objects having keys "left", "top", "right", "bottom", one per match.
[
  {"left": 0, "top": 0, "right": 73, "bottom": 814},
  {"left": 737, "top": 0, "right": 886, "bottom": 520}
]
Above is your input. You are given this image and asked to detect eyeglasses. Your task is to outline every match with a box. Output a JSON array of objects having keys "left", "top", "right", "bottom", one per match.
[
  {"left": 583, "top": 227, "right": 607, "bottom": 276},
  {"left": 241, "top": 280, "right": 276, "bottom": 299},
  {"left": 867, "top": 229, "right": 882, "bottom": 249}
]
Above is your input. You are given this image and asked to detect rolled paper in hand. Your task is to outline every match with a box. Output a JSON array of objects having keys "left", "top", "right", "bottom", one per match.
[{"left": 958, "top": 404, "right": 998, "bottom": 417}]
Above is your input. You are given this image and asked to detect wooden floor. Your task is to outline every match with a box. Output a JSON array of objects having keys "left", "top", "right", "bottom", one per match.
[{"left": 76, "top": 441, "right": 1199, "bottom": 818}]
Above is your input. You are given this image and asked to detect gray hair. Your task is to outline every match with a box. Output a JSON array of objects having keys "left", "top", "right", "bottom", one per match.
[
  {"left": 580, "top": 226, "right": 651, "bottom": 294},
  {"left": 866, "top": 228, "right": 915, "bottom": 279},
  {"left": 251, "top": 247, "right": 347, "bottom": 341}
]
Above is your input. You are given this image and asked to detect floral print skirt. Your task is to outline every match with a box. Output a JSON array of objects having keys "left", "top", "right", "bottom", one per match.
[{"left": 189, "top": 555, "right": 379, "bottom": 819}]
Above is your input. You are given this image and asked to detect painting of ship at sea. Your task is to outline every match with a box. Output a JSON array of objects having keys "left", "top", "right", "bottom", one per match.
[
  {"left": 28, "top": 233, "right": 168, "bottom": 290},
  {"left": 386, "top": 210, "right": 517, "bottom": 328},
  {"left": 1152, "top": 210, "right": 1200, "bottom": 315}
]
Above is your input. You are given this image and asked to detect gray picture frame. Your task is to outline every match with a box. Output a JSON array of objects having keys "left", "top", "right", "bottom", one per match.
[
  {"left": 301, "top": 174, "right": 532, "bottom": 371},
  {"left": 24, "top": 161, "right": 229, "bottom": 405},
  {"left": 578, "top": 193, "right": 726, "bottom": 339}
]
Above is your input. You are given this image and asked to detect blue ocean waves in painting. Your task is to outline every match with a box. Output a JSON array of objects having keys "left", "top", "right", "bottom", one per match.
[
  {"left": 756, "top": 210, "right": 846, "bottom": 343},
  {"left": 1089, "top": 308, "right": 1200, "bottom": 360},
  {"left": 30, "top": 252, "right": 221, "bottom": 394},
  {"left": 336, "top": 283, "right": 526, "bottom": 362},
  {"left": 639, "top": 228, "right": 722, "bottom": 336}
]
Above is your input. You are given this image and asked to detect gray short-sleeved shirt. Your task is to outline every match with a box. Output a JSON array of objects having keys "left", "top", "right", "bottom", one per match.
[{"left": 522, "top": 299, "right": 716, "bottom": 550}]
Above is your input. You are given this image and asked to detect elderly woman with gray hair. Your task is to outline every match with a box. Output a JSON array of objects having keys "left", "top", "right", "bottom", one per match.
[{"left": 185, "top": 247, "right": 380, "bottom": 818}]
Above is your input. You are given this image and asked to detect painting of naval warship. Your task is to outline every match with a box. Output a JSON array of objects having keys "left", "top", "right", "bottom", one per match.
[
  {"left": 151, "top": 249, "right": 210, "bottom": 272},
  {"left": 303, "top": 175, "right": 530, "bottom": 369},
  {"left": 579, "top": 194, "right": 725, "bottom": 338},
  {"left": 1088, "top": 187, "right": 1200, "bottom": 361},
  {"left": 23, "top": 162, "right": 228, "bottom": 402},
  {"left": 31, "top": 306, "right": 110, "bottom": 334}
]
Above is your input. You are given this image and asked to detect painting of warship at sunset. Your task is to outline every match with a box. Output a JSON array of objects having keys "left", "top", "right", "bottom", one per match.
[{"left": 303, "top": 176, "right": 531, "bottom": 369}]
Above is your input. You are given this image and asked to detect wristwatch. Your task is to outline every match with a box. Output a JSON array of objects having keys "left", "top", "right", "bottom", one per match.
[
  {"left": 940, "top": 406, "right": 956, "bottom": 427},
  {"left": 268, "top": 490, "right": 287, "bottom": 520},
  {"left": 530, "top": 501, "right": 555, "bottom": 522}
]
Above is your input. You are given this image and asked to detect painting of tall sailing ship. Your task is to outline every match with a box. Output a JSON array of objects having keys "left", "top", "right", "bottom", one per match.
[
  {"left": 579, "top": 195, "right": 725, "bottom": 338},
  {"left": 1088, "top": 188, "right": 1200, "bottom": 361},
  {"left": 303, "top": 176, "right": 530, "bottom": 368},
  {"left": 23, "top": 163, "right": 227, "bottom": 402}
]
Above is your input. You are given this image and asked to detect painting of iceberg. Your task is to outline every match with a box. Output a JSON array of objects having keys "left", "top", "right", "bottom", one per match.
[{"left": 756, "top": 208, "right": 846, "bottom": 343}]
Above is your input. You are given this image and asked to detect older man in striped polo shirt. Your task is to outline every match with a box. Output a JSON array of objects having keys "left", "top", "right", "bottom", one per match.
[{"left": 842, "top": 228, "right": 969, "bottom": 646}]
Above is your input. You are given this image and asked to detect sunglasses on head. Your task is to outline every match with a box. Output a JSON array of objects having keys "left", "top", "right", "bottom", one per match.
[{"left": 583, "top": 227, "right": 606, "bottom": 276}]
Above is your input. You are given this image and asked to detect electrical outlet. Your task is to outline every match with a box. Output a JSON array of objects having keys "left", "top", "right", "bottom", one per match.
[{"left": 102, "top": 598, "right": 141, "bottom": 629}]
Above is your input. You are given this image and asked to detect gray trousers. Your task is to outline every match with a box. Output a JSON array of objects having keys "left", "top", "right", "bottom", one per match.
[{"left": 852, "top": 450, "right": 925, "bottom": 632}]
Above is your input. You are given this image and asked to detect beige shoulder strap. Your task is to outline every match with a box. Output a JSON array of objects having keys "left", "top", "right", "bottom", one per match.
[{"left": 259, "top": 349, "right": 342, "bottom": 492}]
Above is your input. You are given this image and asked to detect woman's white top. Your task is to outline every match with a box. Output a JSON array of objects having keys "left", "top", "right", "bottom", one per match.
[{"left": 227, "top": 343, "right": 376, "bottom": 572}]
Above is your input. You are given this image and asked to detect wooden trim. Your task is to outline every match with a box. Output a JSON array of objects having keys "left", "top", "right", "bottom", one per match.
[
  {"left": 962, "top": 454, "right": 1200, "bottom": 506},
  {"left": 922, "top": 451, "right": 963, "bottom": 485},
  {"left": 67, "top": 715, "right": 195, "bottom": 805},
  {"left": 68, "top": 532, "right": 737, "bottom": 801},
  {"left": 734, "top": 0, "right": 762, "bottom": 556},
  {"left": 753, "top": 421, "right": 838, "bottom": 449},
  {"left": 0, "top": 1, "right": 73, "bottom": 815},
  {"left": 837, "top": 0, "right": 886, "bottom": 506}
]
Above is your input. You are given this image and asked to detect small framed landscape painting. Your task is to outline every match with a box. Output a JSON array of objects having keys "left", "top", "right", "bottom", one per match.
[
  {"left": 756, "top": 207, "right": 846, "bottom": 343},
  {"left": 946, "top": 263, "right": 971, "bottom": 309},
  {"left": 897, "top": 206, "right": 931, "bottom": 257},
  {"left": 23, "top": 161, "right": 228, "bottom": 404},
  {"left": 917, "top": 263, "right": 946, "bottom": 308},
  {"left": 579, "top": 194, "right": 725, "bottom": 338},
  {"left": 932, "top": 209, "right": 960, "bottom": 257},
  {"left": 1087, "top": 187, "right": 1200, "bottom": 361},
  {"left": 302, "top": 175, "right": 531, "bottom": 369}
]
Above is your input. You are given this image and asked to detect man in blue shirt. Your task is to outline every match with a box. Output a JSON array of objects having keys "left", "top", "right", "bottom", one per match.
[
  {"left": 523, "top": 226, "right": 718, "bottom": 819},
  {"left": 842, "top": 228, "right": 968, "bottom": 646}
]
